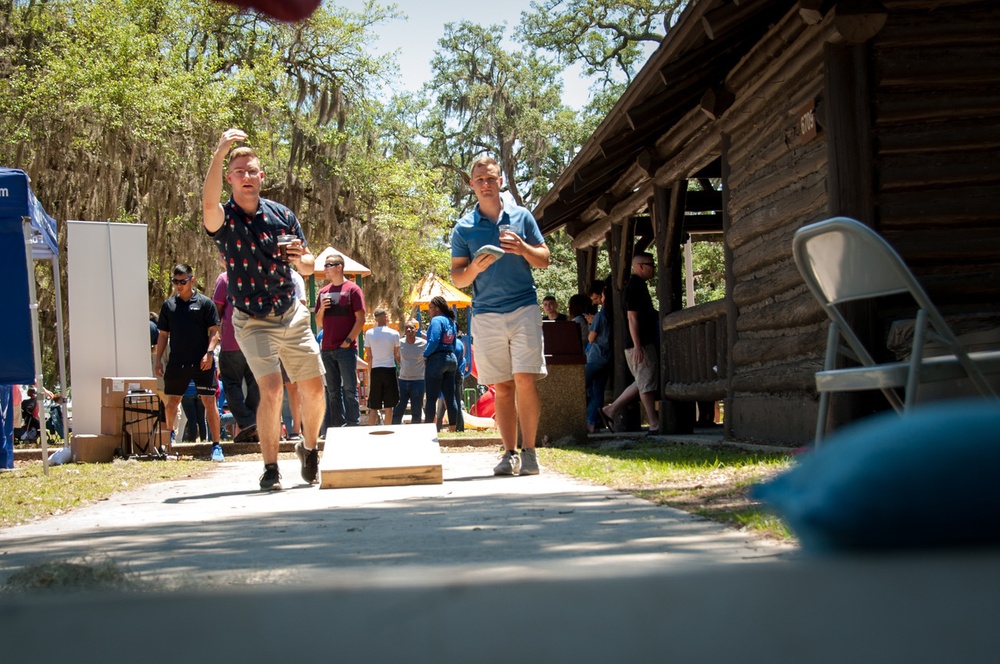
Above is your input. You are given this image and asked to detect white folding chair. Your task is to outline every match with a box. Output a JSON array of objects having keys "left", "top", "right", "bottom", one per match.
[{"left": 792, "top": 216, "right": 1000, "bottom": 442}]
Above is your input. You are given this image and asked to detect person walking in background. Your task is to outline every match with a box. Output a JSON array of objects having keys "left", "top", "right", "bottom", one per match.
[
  {"left": 392, "top": 318, "right": 426, "bottom": 425},
  {"left": 453, "top": 332, "right": 468, "bottom": 431},
  {"left": 364, "top": 308, "right": 400, "bottom": 426},
  {"left": 585, "top": 280, "right": 612, "bottom": 433},
  {"left": 315, "top": 254, "right": 365, "bottom": 428},
  {"left": 213, "top": 260, "right": 260, "bottom": 443},
  {"left": 422, "top": 296, "right": 459, "bottom": 431},
  {"left": 600, "top": 253, "right": 660, "bottom": 433},
  {"left": 149, "top": 313, "right": 160, "bottom": 350},
  {"left": 437, "top": 330, "right": 469, "bottom": 431},
  {"left": 202, "top": 128, "right": 327, "bottom": 490},
  {"left": 180, "top": 379, "right": 208, "bottom": 442},
  {"left": 154, "top": 264, "right": 224, "bottom": 461},
  {"left": 451, "top": 156, "right": 550, "bottom": 476}
]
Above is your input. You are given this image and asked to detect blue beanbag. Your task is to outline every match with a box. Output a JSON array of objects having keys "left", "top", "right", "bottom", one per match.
[{"left": 753, "top": 400, "right": 1000, "bottom": 552}]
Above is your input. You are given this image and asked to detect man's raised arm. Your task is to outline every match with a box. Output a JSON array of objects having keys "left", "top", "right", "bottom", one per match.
[{"left": 202, "top": 129, "right": 245, "bottom": 234}]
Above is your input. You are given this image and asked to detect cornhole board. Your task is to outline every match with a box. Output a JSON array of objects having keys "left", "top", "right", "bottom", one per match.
[{"left": 319, "top": 423, "right": 442, "bottom": 489}]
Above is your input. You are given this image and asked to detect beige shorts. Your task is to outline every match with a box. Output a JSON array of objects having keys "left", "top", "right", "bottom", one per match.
[
  {"left": 232, "top": 300, "right": 324, "bottom": 384},
  {"left": 624, "top": 343, "right": 659, "bottom": 394},
  {"left": 471, "top": 304, "right": 547, "bottom": 385}
]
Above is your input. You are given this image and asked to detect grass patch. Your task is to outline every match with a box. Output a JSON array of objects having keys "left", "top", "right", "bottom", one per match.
[
  {"left": 438, "top": 429, "right": 499, "bottom": 439},
  {"left": 540, "top": 442, "right": 795, "bottom": 542},
  {"left": 0, "top": 458, "right": 210, "bottom": 528}
]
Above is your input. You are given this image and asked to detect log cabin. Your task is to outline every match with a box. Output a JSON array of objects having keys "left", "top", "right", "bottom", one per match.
[{"left": 533, "top": 0, "right": 1000, "bottom": 445}]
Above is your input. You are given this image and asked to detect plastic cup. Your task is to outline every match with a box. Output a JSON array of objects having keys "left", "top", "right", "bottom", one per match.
[
  {"left": 497, "top": 224, "right": 510, "bottom": 237},
  {"left": 276, "top": 234, "right": 296, "bottom": 262}
]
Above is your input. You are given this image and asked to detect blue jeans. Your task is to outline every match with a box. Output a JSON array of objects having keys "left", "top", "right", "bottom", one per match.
[
  {"left": 392, "top": 379, "right": 426, "bottom": 425},
  {"left": 585, "top": 361, "right": 610, "bottom": 427},
  {"left": 424, "top": 351, "right": 458, "bottom": 430},
  {"left": 436, "top": 372, "right": 466, "bottom": 431},
  {"left": 219, "top": 350, "right": 259, "bottom": 429},
  {"left": 181, "top": 395, "right": 207, "bottom": 442},
  {"left": 322, "top": 347, "right": 360, "bottom": 427}
]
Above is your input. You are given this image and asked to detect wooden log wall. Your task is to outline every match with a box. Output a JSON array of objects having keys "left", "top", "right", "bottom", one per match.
[
  {"left": 872, "top": 0, "right": 1000, "bottom": 317},
  {"left": 723, "top": 11, "right": 830, "bottom": 418},
  {"left": 661, "top": 300, "right": 729, "bottom": 401}
]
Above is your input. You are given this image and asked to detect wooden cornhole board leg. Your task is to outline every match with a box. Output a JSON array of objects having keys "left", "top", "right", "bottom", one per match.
[{"left": 319, "top": 423, "right": 442, "bottom": 489}]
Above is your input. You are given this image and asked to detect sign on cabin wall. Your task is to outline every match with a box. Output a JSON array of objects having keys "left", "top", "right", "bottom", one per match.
[{"left": 799, "top": 99, "right": 818, "bottom": 145}]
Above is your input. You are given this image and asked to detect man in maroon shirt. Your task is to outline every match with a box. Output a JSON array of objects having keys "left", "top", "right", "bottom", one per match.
[{"left": 315, "top": 254, "right": 366, "bottom": 427}]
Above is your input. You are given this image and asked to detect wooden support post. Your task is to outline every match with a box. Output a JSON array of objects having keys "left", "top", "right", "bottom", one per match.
[
  {"left": 609, "top": 223, "right": 640, "bottom": 433},
  {"left": 721, "top": 135, "right": 737, "bottom": 439},
  {"left": 576, "top": 247, "right": 596, "bottom": 295},
  {"left": 823, "top": 41, "right": 879, "bottom": 435}
]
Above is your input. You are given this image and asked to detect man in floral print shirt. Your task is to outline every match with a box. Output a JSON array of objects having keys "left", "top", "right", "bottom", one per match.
[{"left": 202, "top": 128, "right": 326, "bottom": 491}]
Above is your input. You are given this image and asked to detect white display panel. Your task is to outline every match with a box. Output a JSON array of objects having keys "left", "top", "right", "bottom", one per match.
[{"left": 67, "top": 221, "right": 150, "bottom": 435}]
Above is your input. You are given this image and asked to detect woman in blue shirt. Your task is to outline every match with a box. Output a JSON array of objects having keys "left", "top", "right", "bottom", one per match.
[{"left": 423, "top": 296, "right": 460, "bottom": 431}]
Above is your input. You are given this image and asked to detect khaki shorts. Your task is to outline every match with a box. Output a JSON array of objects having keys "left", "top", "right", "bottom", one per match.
[
  {"left": 232, "top": 300, "right": 324, "bottom": 384},
  {"left": 471, "top": 304, "right": 547, "bottom": 385},
  {"left": 624, "top": 343, "right": 659, "bottom": 394}
]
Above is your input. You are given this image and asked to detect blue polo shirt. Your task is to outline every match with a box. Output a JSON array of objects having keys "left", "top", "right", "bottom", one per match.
[
  {"left": 208, "top": 196, "right": 306, "bottom": 318},
  {"left": 450, "top": 202, "right": 544, "bottom": 315}
]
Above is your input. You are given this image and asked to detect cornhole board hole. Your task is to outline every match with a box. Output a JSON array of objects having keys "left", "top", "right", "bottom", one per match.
[{"left": 319, "top": 423, "right": 442, "bottom": 489}]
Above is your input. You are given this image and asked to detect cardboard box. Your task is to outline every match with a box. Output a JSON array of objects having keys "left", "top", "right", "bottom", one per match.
[
  {"left": 101, "top": 377, "right": 159, "bottom": 408},
  {"left": 71, "top": 433, "right": 120, "bottom": 463},
  {"left": 100, "top": 405, "right": 125, "bottom": 435}
]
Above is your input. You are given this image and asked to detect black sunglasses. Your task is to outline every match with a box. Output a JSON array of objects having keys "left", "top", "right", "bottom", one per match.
[
  {"left": 325, "top": 262, "right": 344, "bottom": 268},
  {"left": 171, "top": 276, "right": 193, "bottom": 285}
]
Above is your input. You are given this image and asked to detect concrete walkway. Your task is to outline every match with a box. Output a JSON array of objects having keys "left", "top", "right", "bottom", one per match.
[
  {"left": 4, "top": 450, "right": 998, "bottom": 663},
  {"left": 0, "top": 449, "right": 791, "bottom": 587}
]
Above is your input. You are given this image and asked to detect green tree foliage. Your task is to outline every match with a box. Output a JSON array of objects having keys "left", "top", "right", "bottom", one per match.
[
  {"left": 531, "top": 229, "right": 581, "bottom": 311},
  {"left": 516, "top": 0, "right": 685, "bottom": 90},
  {"left": 0, "top": 0, "right": 452, "bottom": 381},
  {"left": 690, "top": 241, "right": 725, "bottom": 306},
  {"left": 420, "top": 21, "right": 584, "bottom": 215}
]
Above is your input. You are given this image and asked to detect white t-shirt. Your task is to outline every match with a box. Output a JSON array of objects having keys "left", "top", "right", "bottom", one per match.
[
  {"left": 290, "top": 270, "right": 306, "bottom": 303},
  {"left": 365, "top": 325, "right": 400, "bottom": 369}
]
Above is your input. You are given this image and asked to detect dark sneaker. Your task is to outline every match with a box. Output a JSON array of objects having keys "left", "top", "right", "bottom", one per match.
[
  {"left": 286, "top": 433, "right": 304, "bottom": 444},
  {"left": 493, "top": 450, "right": 521, "bottom": 476},
  {"left": 519, "top": 448, "right": 539, "bottom": 475},
  {"left": 259, "top": 463, "right": 282, "bottom": 491},
  {"left": 295, "top": 441, "right": 319, "bottom": 484},
  {"left": 234, "top": 424, "right": 259, "bottom": 443}
]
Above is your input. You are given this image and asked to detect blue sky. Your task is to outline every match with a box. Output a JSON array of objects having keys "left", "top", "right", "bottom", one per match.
[{"left": 335, "top": 0, "right": 593, "bottom": 109}]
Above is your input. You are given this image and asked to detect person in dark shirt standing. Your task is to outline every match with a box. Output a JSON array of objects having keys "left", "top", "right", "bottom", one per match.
[
  {"left": 154, "top": 264, "right": 224, "bottom": 460},
  {"left": 202, "top": 128, "right": 327, "bottom": 490},
  {"left": 600, "top": 253, "right": 660, "bottom": 433}
]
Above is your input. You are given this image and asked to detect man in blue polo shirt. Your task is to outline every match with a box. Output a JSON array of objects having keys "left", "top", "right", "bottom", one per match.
[
  {"left": 202, "top": 128, "right": 326, "bottom": 491},
  {"left": 451, "top": 156, "right": 551, "bottom": 476}
]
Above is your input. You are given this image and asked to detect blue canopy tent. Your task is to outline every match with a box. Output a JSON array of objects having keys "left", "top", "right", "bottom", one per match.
[{"left": 0, "top": 167, "right": 67, "bottom": 471}]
